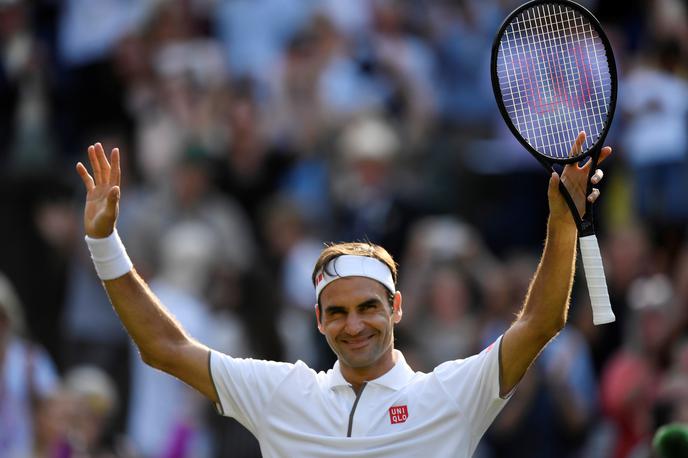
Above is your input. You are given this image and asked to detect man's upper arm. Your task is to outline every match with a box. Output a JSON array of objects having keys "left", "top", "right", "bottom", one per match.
[
  {"left": 499, "top": 318, "right": 553, "bottom": 397},
  {"left": 208, "top": 352, "right": 296, "bottom": 433},
  {"left": 162, "top": 342, "right": 296, "bottom": 434},
  {"left": 434, "top": 336, "right": 512, "bottom": 450},
  {"left": 159, "top": 339, "right": 218, "bottom": 403}
]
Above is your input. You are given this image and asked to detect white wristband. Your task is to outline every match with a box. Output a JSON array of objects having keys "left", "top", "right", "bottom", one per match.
[{"left": 85, "top": 229, "right": 133, "bottom": 280}]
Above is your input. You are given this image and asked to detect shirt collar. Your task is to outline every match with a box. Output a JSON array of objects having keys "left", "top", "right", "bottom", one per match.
[{"left": 326, "top": 350, "right": 416, "bottom": 391}]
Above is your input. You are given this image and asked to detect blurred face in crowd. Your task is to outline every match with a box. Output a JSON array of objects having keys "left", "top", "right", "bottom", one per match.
[
  {"left": 353, "top": 158, "right": 390, "bottom": 190},
  {"left": 173, "top": 161, "right": 210, "bottom": 207},
  {"left": 428, "top": 268, "right": 470, "bottom": 323},
  {"left": 316, "top": 277, "right": 402, "bottom": 378},
  {"left": 70, "top": 396, "right": 111, "bottom": 451},
  {"left": 34, "top": 391, "right": 76, "bottom": 452}
]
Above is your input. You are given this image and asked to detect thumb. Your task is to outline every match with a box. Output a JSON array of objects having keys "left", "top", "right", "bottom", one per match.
[
  {"left": 106, "top": 186, "right": 120, "bottom": 216},
  {"left": 108, "top": 186, "right": 120, "bottom": 204},
  {"left": 548, "top": 171, "right": 566, "bottom": 213},
  {"left": 548, "top": 172, "right": 560, "bottom": 196}
]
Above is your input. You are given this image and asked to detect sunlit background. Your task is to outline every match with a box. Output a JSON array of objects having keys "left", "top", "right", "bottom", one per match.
[{"left": 0, "top": 0, "right": 686, "bottom": 457}]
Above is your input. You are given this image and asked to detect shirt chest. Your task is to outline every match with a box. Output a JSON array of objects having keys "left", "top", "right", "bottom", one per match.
[
  {"left": 264, "top": 377, "right": 461, "bottom": 438},
  {"left": 259, "top": 379, "right": 469, "bottom": 457}
]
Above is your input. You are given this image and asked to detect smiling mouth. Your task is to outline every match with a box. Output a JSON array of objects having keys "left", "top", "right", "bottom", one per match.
[{"left": 341, "top": 335, "right": 374, "bottom": 349}]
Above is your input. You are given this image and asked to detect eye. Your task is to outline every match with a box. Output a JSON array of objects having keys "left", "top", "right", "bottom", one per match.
[{"left": 325, "top": 308, "right": 346, "bottom": 319}]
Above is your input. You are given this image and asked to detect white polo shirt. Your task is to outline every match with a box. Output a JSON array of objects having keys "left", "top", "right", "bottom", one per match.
[{"left": 210, "top": 336, "right": 510, "bottom": 457}]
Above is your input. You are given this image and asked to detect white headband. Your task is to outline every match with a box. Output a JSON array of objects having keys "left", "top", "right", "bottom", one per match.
[{"left": 314, "top": 255, "right": 395, "bottom": 300}]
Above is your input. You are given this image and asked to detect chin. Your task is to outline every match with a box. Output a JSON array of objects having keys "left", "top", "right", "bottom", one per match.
[{"left": 341, "top": 349, "right": 383, "bottom": 369}]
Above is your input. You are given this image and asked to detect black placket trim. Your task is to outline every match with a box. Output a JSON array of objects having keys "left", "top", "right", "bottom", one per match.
[{"left": 346, "top": 382, "right": 367, "bottom": 437}]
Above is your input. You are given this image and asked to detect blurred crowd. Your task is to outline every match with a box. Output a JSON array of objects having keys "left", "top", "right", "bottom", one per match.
[{"left": 0, "top": 0, "right": 686, "bottom": 457}]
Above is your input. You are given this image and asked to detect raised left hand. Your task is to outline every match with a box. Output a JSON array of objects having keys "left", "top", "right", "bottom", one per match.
[{"left": 548, "top": 131, "right": 612, "bottom": 225}]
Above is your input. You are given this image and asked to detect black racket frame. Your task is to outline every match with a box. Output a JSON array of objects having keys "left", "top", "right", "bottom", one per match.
[{"left": 490, "top": 0, "right": 618, "bottom": 236}]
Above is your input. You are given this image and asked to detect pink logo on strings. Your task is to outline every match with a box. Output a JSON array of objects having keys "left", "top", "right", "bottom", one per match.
[{"left": 510, "top": 43, "right": 592, "bottom": 114}]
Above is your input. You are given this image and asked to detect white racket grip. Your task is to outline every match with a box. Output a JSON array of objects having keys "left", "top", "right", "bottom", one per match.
[{"left": 579, "top": 234, "right": 615, "bottom": 325}]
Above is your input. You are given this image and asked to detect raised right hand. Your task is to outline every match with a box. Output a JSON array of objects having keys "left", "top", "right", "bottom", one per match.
[{"left": 76, "top": 143, "right": 121, "bottom": 238}]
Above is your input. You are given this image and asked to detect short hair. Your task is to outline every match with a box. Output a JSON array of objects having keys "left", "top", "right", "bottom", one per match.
[{"left": 312, "top": 242, "right": 398, "bottom": 310}]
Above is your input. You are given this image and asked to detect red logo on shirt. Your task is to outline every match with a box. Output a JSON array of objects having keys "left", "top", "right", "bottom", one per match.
[
  {"left": 389, "top": 405, "right": 408, "bottom": 424},
  {"left": 316, "top": 273, "right": 324, "bottom": 285}
]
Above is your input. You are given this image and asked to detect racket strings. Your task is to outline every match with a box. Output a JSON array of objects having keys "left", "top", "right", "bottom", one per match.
[
  {"left": 496, "top": 3, "right": 612, "bottom": 160},
  {"left": 508, "top": 5, "right": 601, "bottom": 146}
]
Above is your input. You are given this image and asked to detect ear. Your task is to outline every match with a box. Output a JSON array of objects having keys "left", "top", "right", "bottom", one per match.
[
  {"left": 392, "top": 291, "right": 403, "bottom": 324},
  {"left": 315, "top": 303, "right": 325, "bottom": 335}
]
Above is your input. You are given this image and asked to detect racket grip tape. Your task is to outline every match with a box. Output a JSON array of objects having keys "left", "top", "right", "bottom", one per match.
[{"left": 579, "top": 234, "right": 615, "bottom": 325}]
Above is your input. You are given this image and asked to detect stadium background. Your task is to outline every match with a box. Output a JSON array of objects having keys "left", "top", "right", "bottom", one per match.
[{"left": 0, "top": 0, "right": 686, "bottom": 457}]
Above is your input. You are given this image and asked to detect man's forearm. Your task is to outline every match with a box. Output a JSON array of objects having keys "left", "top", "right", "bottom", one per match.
[
  {"left": 519, "top": 217, "right": 578, "bottom": 336},
  {"left": 102, "top": 270, "right": 189, "bottom": 367},
  {"left": 78, "top": 145, "right": 217, "bottom": 401}
]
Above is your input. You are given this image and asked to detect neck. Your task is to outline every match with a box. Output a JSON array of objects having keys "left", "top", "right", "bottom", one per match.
[{"left": 340, "top": 349, "right": 397, "bottom": 392}]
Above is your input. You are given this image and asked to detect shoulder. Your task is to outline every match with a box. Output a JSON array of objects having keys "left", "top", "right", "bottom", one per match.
[
  {"left": 210, "top": 351, "right": 320, "bottom": 385},
  {"left": 431, "top": 337, "right": 502, "bottom": 384},
  {"left": 211, "top": 351, "right": 295, "bottom": 373}
]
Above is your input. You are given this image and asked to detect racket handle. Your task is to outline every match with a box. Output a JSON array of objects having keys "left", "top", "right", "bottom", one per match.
[{"left": 579, "top": 234, "right": 615, "bottom": 325}]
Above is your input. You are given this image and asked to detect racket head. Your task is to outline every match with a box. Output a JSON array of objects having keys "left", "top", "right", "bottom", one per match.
[{"left": 491, "top": 0, "right": 617, "bottom": 165}]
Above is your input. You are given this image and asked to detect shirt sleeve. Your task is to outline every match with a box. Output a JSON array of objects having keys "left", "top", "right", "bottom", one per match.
[
  {"left": 209, "top": 350, "right": 294, "bottom": 435},
  {"left": 433, "top": 335, "right": 512, "bottom": 451}
]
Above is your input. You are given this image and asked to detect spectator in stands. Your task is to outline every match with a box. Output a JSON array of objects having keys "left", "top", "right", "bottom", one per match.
[{"left": 0, "top": 272, "right": 59, "bottom": 458}]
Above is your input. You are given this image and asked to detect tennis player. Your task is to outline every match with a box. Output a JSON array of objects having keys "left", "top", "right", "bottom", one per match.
[{"left": 76, "top": 135, "right": 610, "bottom": 457}]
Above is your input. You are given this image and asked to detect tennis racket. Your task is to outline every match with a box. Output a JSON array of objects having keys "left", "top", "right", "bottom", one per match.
[{"left": 491, "top": 0, "right": 616, "bottom": 325}]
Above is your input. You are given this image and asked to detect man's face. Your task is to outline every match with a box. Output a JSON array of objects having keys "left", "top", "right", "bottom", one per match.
[{"left": 316, "top": 277, "right": 401, "bottom": 373}]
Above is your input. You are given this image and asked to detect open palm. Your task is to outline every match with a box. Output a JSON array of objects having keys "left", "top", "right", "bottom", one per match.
[{"left": 76, "top": 143, "right": 121, "bottom": 238}]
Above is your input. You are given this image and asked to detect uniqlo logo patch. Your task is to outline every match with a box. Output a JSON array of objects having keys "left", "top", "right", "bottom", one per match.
[{"left": 389, "top": 405, "right": 408, "bottom": 424}]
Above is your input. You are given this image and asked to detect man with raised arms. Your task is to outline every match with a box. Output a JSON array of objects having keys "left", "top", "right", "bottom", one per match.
[{"left": 76, "top": 132, "right": 610, "bottom": 457}]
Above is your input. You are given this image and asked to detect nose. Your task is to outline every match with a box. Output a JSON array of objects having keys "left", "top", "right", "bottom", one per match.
[{"left": 344, "top": 312, "right": 365, "bottom": 335}]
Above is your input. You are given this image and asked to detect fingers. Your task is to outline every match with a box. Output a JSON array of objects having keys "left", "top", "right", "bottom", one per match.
[
  {"left": 579, "top": 146, "right": 612, "bottom": 173},
  {"left": 587, "top": 187, "right": 600, "bottom": 203},
  {"left": 110, "top": 148, "right": 121, "bottom": 187},
  {"left": 560, "top": 133, "right": 610, "bottom": 209},
  {"left": 88, "top": 145, "right": 101, "bottom": 184},
  {"left": 569, "top": 131, "right": 586, "bottom": 158},
  {"left": 599, "top": 146, "right": 612, "bottom": 164},
  {"left": 94, "top": 143, "right": 111, "bottom": 183},
  {"left": 587, "top": 152, "right": 609, "bottom": 203},
  {"left": 86, "top": 142, "right": 120, "bottom": 186},
  {"left": 587, "top": 168, "right": 605, "bottom": 202},
  {"left": 76, "top": 162, "right": 95, "bottom": 191}
]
